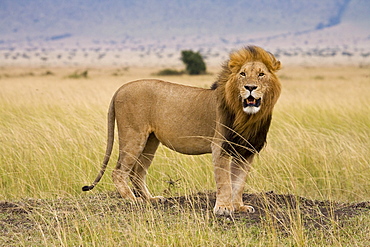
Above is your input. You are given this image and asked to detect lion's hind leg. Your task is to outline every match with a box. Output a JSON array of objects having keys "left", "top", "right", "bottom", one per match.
[
  {"left": 129, "top": 133, "right": 165, "bottom": 203},
  {"left": 112, "top": 130, "right": 151, "bottom": 202}
]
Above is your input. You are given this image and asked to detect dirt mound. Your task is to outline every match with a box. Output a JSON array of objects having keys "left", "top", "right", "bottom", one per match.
[
  {"left": 162, "top": 191, "right": 370, "bottom": 227},
  {"left": 1, "top": 191, "right": 369, "bottom": 238}
]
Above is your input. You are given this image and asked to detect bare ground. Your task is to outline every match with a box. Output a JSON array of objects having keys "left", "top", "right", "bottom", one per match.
[{"left": 1, "top": 191, "right": 369, "bottom": 242}]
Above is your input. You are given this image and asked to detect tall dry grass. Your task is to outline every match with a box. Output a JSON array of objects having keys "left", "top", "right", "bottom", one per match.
[
  {"left": 1, "top": 66, "right": 369, "bottom": 201},
  {"left": 0, "top": 66, "right": 369, "bottom": 246}
]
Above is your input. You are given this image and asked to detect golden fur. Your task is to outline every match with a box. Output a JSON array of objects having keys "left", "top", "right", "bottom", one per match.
[{"left": 83, "top": 45, "right": 282, "bottom": 216}]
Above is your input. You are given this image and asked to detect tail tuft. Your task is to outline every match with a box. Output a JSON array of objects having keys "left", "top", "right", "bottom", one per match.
[{"left": 82, "top": 185, "right": 94, "bottom": 191}]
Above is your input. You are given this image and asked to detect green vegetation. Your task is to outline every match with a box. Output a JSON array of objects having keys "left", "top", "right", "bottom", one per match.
[
  {"left": 154, "top": 50, "right": 207, "bottom": 76},
  {"left": 112, "top": 67, "right": 129, "bottom": 76},
  {"left": 67, "top": 70, "right": 89, "bottom": 79},
  {"left": 181, "top": 50, "right": 207, "bottom": 75},
  {"left": 1, "top": 67, "right": 369, "bottom": 246},
  {"left": 155, "top": 68, "right": 184, "bottom": 76},
  {"left": 42, "top": 70, "right": 54, "bottom": 76}
]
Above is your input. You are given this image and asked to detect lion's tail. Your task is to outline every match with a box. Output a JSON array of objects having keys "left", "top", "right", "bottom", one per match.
[{"left": 82, "top": 94, "right": 116, "bottom": 192}]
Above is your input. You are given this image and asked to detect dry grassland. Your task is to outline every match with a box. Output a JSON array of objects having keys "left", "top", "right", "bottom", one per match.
[{"left": 0, "top": 65, "right": 369, "bottom": 246}]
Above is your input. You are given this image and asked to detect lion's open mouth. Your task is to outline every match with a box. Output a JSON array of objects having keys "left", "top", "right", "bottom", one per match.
[{"left": 243, "top": 96, "right": 261, "bottom": 108}]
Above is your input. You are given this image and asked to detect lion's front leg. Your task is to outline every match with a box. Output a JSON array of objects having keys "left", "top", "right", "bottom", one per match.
[
  {"left": 231, "top": 156, "right": 255, "bottom": 213},
  {"left": 212, "top": 144, "right": 234, "bottom": 216}
]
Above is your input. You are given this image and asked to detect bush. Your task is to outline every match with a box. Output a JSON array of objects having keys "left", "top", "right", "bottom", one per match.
[
  {"left": 155, "top": 69, "right": 184, "bottom": 76},
  {"left": 181, "top": 50, "right": 206, "bottom": 75},
  {"left": 67, "top": 70, "right": 88, "bottom": 79}
]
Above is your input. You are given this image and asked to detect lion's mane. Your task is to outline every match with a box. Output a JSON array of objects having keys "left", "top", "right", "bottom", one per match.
[{"left": 212, "top": 46, "right": 282, "bottom": 157}]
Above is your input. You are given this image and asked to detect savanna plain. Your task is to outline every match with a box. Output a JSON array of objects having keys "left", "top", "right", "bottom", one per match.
[{"left": 1, "top": 65, "right": 369, "bottom": 246}]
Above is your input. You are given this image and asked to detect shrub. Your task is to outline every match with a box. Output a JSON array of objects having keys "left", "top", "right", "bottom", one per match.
[
  {"left": 67, "top": 70, "right": 88, "bottom": 79},
  {"left": 181, "top": 50, "right": 206, "bottom": 75},
  {"left": 155, "top": 69, "right": 184, "bottom": 76}
]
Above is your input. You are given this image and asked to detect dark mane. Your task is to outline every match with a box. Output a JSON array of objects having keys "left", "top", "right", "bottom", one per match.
[
  {"left": 210, "top": 82, "right": 218, "bottom": 90},
  {"left": 221, "top": 114, "right": 272, "bottom": 158}
]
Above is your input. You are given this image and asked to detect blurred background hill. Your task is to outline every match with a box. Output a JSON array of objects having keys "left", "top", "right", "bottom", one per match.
[{"left": 1, "top": 0, "right": 369, "bottom": 66}]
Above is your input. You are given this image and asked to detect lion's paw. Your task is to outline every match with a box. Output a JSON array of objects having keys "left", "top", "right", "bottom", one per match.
[
  {"left": 237, "top": 205, "right": 255, "bottom": 213},
  {"left": 149, "top": 196, "right": 166, "bottom": 203},
  {"left": 213, "top": 204, "right": 234, "bottom": 217}
]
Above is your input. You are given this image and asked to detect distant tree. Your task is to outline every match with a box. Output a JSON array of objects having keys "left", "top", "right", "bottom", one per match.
[{"left": 181, "top": 50, "right": 206, "bottom": 75}]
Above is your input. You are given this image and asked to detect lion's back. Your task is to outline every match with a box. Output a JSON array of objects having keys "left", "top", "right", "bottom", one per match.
[{"left": 114, "top": 79, "right": 216, "bottom": 154}]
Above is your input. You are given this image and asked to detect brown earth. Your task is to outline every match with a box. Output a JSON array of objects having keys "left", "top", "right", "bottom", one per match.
[
  {"left": 164, "top": 191, "right": 370, "bottom": 229},
  {"left": 1, "top": 191, "right": 369, "bottom": 238}
]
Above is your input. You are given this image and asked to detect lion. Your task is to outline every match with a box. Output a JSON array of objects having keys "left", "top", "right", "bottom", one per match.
[{"left": 82, "top": 45, "right": 282, "bottom": 216}]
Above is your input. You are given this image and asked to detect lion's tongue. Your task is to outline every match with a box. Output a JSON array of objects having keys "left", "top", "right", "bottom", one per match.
[{"left": 243, "top": 98, "right": 255, "bottom": 107}]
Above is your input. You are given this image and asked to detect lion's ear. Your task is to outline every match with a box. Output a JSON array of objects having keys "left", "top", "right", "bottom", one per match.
[
  {"left": 273, "top": 60, "right": 281, "bottom": 71},
  {"left": 268, "top": 52, "right": 281, "bottom": 71}
]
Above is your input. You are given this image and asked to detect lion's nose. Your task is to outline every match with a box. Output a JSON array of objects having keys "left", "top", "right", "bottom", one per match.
[{"left": 244, "top": 85, "right": 258, "bottom": 92}]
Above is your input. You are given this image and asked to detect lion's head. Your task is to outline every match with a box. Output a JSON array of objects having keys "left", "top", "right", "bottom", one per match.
[{"left": 212, "top": 45, "right": 282, "bottom": 138}]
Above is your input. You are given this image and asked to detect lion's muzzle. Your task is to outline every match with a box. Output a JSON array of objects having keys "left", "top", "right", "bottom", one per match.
[
  {"left": 242, "top": 95, "right": 261, "bottom": 114},
  {"left": 241, "top": 85, "right": 262, "bottom": 114},
  {"left": 243, "top": 95, "right": 261, "bottom": 108}
]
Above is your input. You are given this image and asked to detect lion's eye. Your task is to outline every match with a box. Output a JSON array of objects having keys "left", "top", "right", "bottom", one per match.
[
  {"left": 240, "top": 72, "right": 246, "bottom": 77},
  {"left": 258, "top": 72, "right": 265, "bottom": 77}
]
